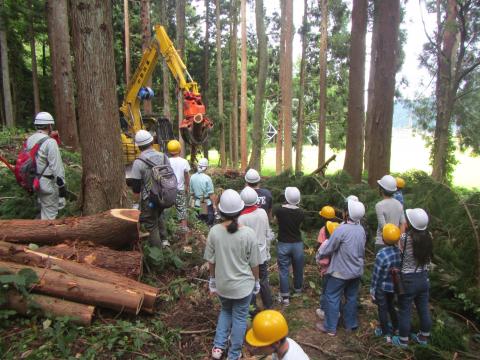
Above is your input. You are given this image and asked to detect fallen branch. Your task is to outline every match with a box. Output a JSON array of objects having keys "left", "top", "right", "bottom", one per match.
[
  {"left": 179, "top": 329, "right": 214, "bottom": 335},
  {"left": 297, "top": 340, "right": 337, "bottom": 359}
]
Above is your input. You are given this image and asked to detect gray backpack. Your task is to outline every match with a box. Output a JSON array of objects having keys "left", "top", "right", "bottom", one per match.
[{"left": 139, "top": 155, "right": 177, "bottom": 209}]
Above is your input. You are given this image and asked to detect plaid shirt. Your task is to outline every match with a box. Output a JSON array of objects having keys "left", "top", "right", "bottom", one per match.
[{"left": 370, "top": 246, "right": 401, "bottom": 293}]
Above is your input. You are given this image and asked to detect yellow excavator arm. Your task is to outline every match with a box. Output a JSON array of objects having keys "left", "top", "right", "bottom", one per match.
[{"left": 120, "top": 25, "right": 212, "bottom": 164}]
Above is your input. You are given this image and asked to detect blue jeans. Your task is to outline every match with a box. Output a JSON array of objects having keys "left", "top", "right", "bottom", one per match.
[
  {"left": 397, "top": 272, "right": 432, "bottom": 340},
  {"left": 251, "top": 261, "right": 273, "bottom": 312},
  {"left": 375, "top": 289, "right": 398, "bottom": 335},
  {"left": 323, "top": 276, "right": 361, "bottom": 333},
  {"left": 277, "top": 242, "right": 304, "bottom": 297},
  {"left": 320, "top": 274, "right": 330, "bottom": 311},
  {"left": 214, "top": 294, "right": 252, "bottom": 360},
  {"left": 198, "top": 204, "right": 215, "bottom": 226}
]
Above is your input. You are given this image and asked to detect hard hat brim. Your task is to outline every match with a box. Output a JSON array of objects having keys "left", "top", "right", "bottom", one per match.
[{"left": 245, "top": 329, "right": 275, "bottom": 348}]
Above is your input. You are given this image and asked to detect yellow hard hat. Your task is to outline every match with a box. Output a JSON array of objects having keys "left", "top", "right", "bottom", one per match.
[
  {"left": 382, "top": 223, "right": 401, "bottom": 245},
  {"left": 326, "top": 221, "right": 340, "bottom": 236},
  {"left": 396, "top": 177, "right": 405, "bottom": 189},
  {"left": 245, "top": 310, "right": 288, "bottom": 347},
  {"left": 167, "top": 140, "right": 181, "bottom": 154},
  {"left": 319, "top": 205, "right": 335, "bottom": 219}
]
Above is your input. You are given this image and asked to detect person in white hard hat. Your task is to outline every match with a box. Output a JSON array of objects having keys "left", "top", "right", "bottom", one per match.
[
  {"left": 239, "top": 186, "right": 273, "bottom": 314},
  {"left": 127, "top": 130, "right": 171, "bottom": 248},
  {"left": 27, "top": 112, "right": 66, "bottom": 219},
  {"left": 273, "top": 187, "right": 305, "bottom": 306},
  {"left": 392, "top": 208, "right": 433, "bottom": 348},
  {"left": 245, "top": 168, "right": 273, "bottom": 220},
  {"left": 375, "top": 175, "right": 406, "bottom": 253},
  {"left": 316, "top": 199, "right": 366, "bottom": 336},
  {"left": 189, "top": 158, "right": 216, "bottom": 225},
  {"left": 204, "top": 189, "right": 261, "bottom": 360}
]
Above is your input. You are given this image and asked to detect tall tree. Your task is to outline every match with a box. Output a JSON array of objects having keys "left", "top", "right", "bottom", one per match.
[
  {"left": 176, "top": 0, "right": 186, "bottom": 158},
  {"left": 71, "top": 0, "right": 126, "bottom": 214},
  {"left": 317, "top": 0, "right": 328, "bottom": 167},
  {"left": 215, "top": 0, "right": 226, "bottom": 168},
  {"left": 160, "top": 0, "right": 171, "bottom": 120},
  {"left": 229, "top": 0, "right": 239, "bottom": 168},
  {"left": 140, "top": 0, "right": 152, "bottom": 114},
  {"left": 240, "top": 0, "right": 247, "bottom": 171},
  {"left": 47, "top": 0, "right": 79, "bottom": 149},
  {"left": 366, "top": 0, "right": 400, "bottom": 187},
  {"left": 0, "top": 0, "right": 14, "bottom": 127},
  {"left": 202, "top": 0, "right": 211, "bottom": 160},
  {"left": 282, "top": 0, "right": 293, "bottom": 171},
  {"left": 343, "top": 0, "right": 368, "bottom": 182},
  {"left": 364, "top": 1, "right": 379, "bottom": 171},
  {"left": 295, "top": 0, "right": 308, "bottom": 174},
  {"left": 276, "top": 0, "right": 285, "bottom": 174},
  {"left": 124, "top": 0, "right": 130, "bottom": 83},
  {"left": 248, "top": 0, "right": 268, "bottom": 171},
  {"left": 28, "top": 0, "right": 40, "bottom": 115}
]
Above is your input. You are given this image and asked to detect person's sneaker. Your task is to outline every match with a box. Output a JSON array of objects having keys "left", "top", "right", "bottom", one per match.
[
  {"left": 374, "top": 327, "right": 383, "bottom": 337},
  {"left": 385, "top": 335, "right": 392, "bottom": 344},
  {"left": 316, "top": 308, "right": 325, "bottom": 319},
  {"left": 315, "top": 322, "right": 336, "bottom": 336},
  {"left": 276, "top": 295, "right": 290, "bottom": 306},
  {"left": 392, "top": 336, "right": 408, "bottom": 348},
  {"left": 161, "top": 240, "right": 171, "bottom": 248},
  {"left": 211, "top": 347, "right": 224, "bottom": 359},
  {"left": 411, "top": 333, "right": 429, "bottom": 345}
]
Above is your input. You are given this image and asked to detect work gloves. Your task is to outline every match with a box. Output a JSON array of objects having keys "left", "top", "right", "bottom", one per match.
[
  {"left": 56, "top": 177, "right": 67, "bottom": 198},
  {"left": 253, "top": 280, "right": 261, "bottom": 295},
  {"left": 132, "top": 203, "right": 140, "bottom": 210},
  {"left": 209, "top": 277, "right": 217, "bottom": 294}
]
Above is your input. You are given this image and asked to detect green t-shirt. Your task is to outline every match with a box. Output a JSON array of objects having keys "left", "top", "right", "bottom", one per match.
[{"left": 204, "top": 224, "right": 260, "bottom": 299}]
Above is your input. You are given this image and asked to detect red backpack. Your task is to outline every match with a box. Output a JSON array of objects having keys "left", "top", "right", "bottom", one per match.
[{"left": 14, "top": 136, "right": 50, "bottom": 193}]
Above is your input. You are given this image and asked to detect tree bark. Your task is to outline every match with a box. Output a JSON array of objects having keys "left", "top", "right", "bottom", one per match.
[
  {"left": 141, "top": 0, "right": 153, "bottom": 114},
  {"left": 38, "top": 243, "right": 143, "bottom": 280},
  {"left": 364, "top": 0, "right": 379, "bottom": 171},
  {"left": 160, "top": 0, "right": 171, "bottom": 120},
  {"left": 230, "top": 0, "right": 239, "bottom": 168},
  {"left": 317, "top": 0, "right": 328, "bottom": 167},
  {"left": 282, "top": 0, "right": 293, "bottom": 171},
  {"left": 0, "top": 261, "right": 144, "bottom": 314},
  {"left": 0, "top": 0, "right": 14, "bottom": 127},
  {"left": 176, "top": 0, "right": 186, "bottom": 158},
  {"left": 295, "top": 0, "right": 308, "bottom": 174},
  {"left": 124, "top": 0, "right": 131, "bottom": 83},
  {"left": 0, "top": 242, "right": 157, "bottom": 313},
  {"left": 71, "top": 0, "right": 127, "bottom": 214},
  {"left": 343, "top": 0, "right": 368, "bottom": 183},
  {"left": 29, "top": 0, "right": 40, "bottom": 115},
  {"left": 240, "top": 0, "right": 248, "bottom": 171},
  {"left": 0, "top": 209, "right": 140, "bottom": 248},
  {"left": 46, "top": 0, "right": 79, "bottom": 150},
  {"left": 216, "top": 0, "right": 226, "bottom": 169},
  {"left": 276, "top": 0, "right": 285, "bottom": 175},
  {"left": 431, "top": 0, "right": 458, "bottom": 182},
  {"left": 248, "top": 0, "right": 268, "bottom": 171},
  {"left": 203, "top": 0, "right": 210, "bottom": 110},
  {"left": 366, "top": 0, "right": 400, "bottom": 187},
  {"left": 3, "top": 291, "right": 94, "bottom": 326}
]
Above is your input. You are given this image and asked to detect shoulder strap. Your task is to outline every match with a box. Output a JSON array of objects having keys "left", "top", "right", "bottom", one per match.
[
  {"left": 138, "top": 153, "right": 166, "bottom": 168},
  {"left": 400, "top": 234, "right": 407, "bottom": 270}
]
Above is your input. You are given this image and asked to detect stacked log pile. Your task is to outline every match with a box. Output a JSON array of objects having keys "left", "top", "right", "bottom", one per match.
[{"left": 0, "top": 209, "right": 160, "bottom": 325}]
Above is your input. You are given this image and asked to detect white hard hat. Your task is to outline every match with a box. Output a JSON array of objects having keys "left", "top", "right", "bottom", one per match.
[
  {"left": 245, "top": 168, "right": 261, "bottom": 184},
  {"left": 285, "top": 187, "right": 301, "bottom": 205},
  {"left": 34, "top": 112, "right": 54, "bottom": 125},
  {"left": 377, "top": 175, "right": 397, "bottom": 193},
  {"left": 218, "top": 189, "right": 244, "bottom": 215},
  {"left": 348, "top": 199, "right": 365, "bottom": 221},
  {"left": 346, "top": 195, "right": 359, "bottom": 203},
  {"left": 198, "top": 158, "right": 209, "bottom": 169},
  {"left": 135, "top": 130, "right": 154, "bottom": 146},
  {"left": 240, "top": 186, "right": 258, "bottom": 206},
  {"left": 406, "top": 208, "right": 429, "bottom": 231}
]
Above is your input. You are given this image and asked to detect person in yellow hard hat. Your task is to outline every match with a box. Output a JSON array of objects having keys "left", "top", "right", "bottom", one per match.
[
  {"left": 370, "top": 223, "right": 402, "bottom": 343},
  {"left": 167, "top": 139, "right": 190, "bottom": 234},
  {"left": 246, "top": 310, "right": 309, "bottom": 359},
  {"left": 393, "top": 177, "right": 405, "bottom": 205}
]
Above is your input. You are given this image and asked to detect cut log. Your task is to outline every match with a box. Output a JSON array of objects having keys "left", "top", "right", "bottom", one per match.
[
  {"left": 0, "top": 209, "right": 140, "bottom": 248},
  {"left": 3, "top": 290, "right": 94, "bottom": 325},
  {"left": 0, "top": 242, "right": 158, "bottom": 313},
  {"left": 0, "top": 261, "right": 144, "bottom": 315},
  {"left": 38, "top": 242, "right": 143, "bottom": 280}
]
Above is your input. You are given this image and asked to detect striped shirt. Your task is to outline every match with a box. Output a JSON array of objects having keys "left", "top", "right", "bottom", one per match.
[
  {"left": 370, "top": 246, "right": 401, "bottom": 293},
  {"left": 400, "top": 233, "right": 429, "bottom": 273}
]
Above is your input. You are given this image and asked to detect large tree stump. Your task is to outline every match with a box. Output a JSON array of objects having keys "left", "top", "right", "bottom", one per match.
[
  {"left": 0, "top": 261, "right": 144, "bottom": 315},
  {"left": 38, "top": 242, "right": 143, "bottom": 280},
  {"left": 3, "top": 291, "right": 94, "bottom": 325},
  {"left": 0, "top": 242, "right": 158, "bottom": 313},
  {"left": 0, "top": 209, "right": 140, "bottom": 248}
]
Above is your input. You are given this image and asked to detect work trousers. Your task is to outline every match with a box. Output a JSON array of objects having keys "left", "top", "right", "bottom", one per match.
[
  {"left": 37, "top": 177, "right": 59, "bottom": 220},
  {"left": 375, "top": 289, "right": 398, "bottom": 335},
  {"left": 277, "top": 241, "right": 304, "bottom": 298},
  {"left": 250, "top": 261, "right": 273, "bottom": 312},
  {"left": 140, "top": 201, "right": 167, "bottom": 247}
]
